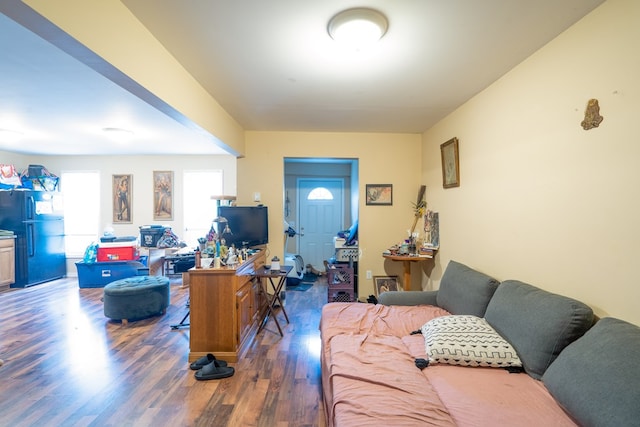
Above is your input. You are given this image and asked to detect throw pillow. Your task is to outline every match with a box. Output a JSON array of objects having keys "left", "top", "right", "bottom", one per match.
[{"left": 421, "top": 315, "right": 522, "bottom": 368}]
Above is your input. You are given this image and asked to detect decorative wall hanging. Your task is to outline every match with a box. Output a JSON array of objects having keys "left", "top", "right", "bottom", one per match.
[
  {"left": 424, "top": 210, "right": 440, "bottom": 248},
  {"left": 153, "top": 171, "right": 173, "bottom": 221},
  {"left": 113, "top": 174, "right": 132, "bottom": 223},
  {"left": 366, "top": 184, "right": 393, "bottom": 205},
  {"left": 581, "top": 98, "right": 603, "bottom": 130},
  {"left": 440, "top": 137, "right": 460, "bottom": 188}
]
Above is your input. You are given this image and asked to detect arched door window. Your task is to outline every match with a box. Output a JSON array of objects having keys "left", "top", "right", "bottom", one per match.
[{"left": 307, "top": 187, "right": 334, "bottom": 200}]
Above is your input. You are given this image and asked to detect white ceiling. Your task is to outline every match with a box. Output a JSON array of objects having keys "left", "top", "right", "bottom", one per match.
[{"left": 0, "top": 0, "right": 604, "bottom": 156}]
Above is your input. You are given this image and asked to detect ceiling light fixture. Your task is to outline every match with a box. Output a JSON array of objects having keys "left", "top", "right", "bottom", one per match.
[
  {"left": 102, "top": 127, "right": 134, "bottom": 143},
  {"left": 328, "top": 8, "right": 388, "bottom": 48}
]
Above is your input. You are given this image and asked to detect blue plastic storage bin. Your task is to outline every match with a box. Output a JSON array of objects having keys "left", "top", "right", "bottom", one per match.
[{"left": 75, "top": 260, "right": 149, "bottom": 288}]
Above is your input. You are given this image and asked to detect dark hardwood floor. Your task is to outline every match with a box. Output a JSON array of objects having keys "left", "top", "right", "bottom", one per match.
[{"left": 0, "top": 274, "right": 328, "bottom": 426}]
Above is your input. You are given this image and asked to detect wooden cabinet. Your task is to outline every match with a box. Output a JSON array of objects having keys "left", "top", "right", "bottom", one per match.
[
  {"left": 236, "top": 278, "right": 253, "bottom": 344},
  {"left": 188, "top": 250, "right": 266, "bottom": 363},
  {"left": 0, "top": 237, "right": 16, "bottom": 288}
]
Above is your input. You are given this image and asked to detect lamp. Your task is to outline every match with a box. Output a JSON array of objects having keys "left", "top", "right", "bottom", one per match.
[
  {"left": 213, "top": 216, "right": 232, "bottom": 235},
  {"left": 328, "top": 8, "right": 388, "bottom": 48}
]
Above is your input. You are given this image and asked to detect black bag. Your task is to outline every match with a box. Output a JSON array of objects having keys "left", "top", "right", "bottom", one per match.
[{"left": 28, "top": 164, "right": 47, "bottom": 177}]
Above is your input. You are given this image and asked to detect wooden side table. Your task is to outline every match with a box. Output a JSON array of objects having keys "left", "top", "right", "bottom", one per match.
[
  {"left": 254, "top": 265, "right": 292, "bottom": 336},
  {"left": 382, "top": 253, "right": 434, "bottom": 291}
]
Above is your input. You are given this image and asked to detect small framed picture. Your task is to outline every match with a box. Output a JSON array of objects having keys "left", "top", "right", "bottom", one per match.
[
  {"left": 113, "top": 174, "right": 132, "bottom": 223},
  {"left": 440, "top": 137, "right": 460, "bottom": 188},
  {"left": 373, "top": 276, "right": 399, "bottom": 296},
  {"left": 365, "top": 184, "right": 393, "bottom": 206},
  {"left": 153, "top": 171, "right": 173, "bottom": 221}
]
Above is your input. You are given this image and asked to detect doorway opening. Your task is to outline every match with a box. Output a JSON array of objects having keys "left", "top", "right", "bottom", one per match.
[{"left": 283, "top": 158, "right": 359, "bottom": 273}]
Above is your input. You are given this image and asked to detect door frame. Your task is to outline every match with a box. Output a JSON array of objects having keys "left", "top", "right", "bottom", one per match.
[{"left": 296, "top": 177, "right": 345, "bottom": 269}]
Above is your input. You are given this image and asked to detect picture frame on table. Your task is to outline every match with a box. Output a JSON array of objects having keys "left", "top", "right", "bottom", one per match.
[
  {"left": 440, "top": 137, "right": 460, "bottom": 188},
  {"left": 365, "top": 184, "right": 393, "bottom": 206},
  {"left": 153, "top": 171, "right": 173, "bottom": 221},
  {"left": 112, "top": 174, "right": 132, "bottom": 223},
  {"left": 373, "top": 276, "right": 399, "bottom": 296}
]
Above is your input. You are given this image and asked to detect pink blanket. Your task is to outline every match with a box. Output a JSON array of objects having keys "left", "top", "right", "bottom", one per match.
[{"left": 321, "top": 303, "right": 578, "bottom": 427}]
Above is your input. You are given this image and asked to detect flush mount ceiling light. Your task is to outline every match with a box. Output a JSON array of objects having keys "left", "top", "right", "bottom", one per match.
[
  {"left": 328, "top": 7, "right": 388, "bottom": 48},
  {"left": 102, "top": 127, "right": 134, "bottom": 142}
]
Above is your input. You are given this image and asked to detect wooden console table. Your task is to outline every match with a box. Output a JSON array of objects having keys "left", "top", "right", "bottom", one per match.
[
  {"left": 188, "top": 250, "right": 266, "bottom": 363},
  {"left": 382, "top": 252, "right": 434, "bottom": 291}
]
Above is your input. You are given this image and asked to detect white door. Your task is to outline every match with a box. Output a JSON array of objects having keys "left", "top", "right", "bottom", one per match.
[{"left": 298, "top": 178, "right": 343, "bottom": 270}]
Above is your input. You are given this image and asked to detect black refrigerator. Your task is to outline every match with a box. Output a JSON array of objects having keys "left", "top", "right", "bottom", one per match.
[{"left": 0, "top": 190, "right": 66, "bottom": 287}]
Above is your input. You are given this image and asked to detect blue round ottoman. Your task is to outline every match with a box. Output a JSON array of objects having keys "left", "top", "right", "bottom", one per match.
[{"left": 103, "top": 276, "right": 170, "bottom": 324}]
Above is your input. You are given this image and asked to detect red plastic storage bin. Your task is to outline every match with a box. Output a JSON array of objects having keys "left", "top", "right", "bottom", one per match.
[{"left": 97, "top": 246, "right": 139, "bottom": 262}]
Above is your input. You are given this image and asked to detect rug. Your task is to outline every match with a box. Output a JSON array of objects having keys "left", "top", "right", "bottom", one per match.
[
  {"left": 301, "top": 273, "right": 319, "bottom": 283},
  {"left": 287, "top": 273, "right": 318, "bottom": 292},
  {"left": 288, "top": 283, "right": 313, "bottom": 292}
]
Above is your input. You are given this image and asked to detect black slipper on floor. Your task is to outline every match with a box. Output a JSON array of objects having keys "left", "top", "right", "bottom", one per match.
[
  {"left": 190, "top": 353, "right": 228, "bottom": 370},
  {"left": 194, "top": 362, "right": 235, "bottom": 381}
]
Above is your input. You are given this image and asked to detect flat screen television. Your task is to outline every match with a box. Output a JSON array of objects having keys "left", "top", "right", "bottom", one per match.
[{"left": 218, "top": 205, "right": 269, "bottom": 248}]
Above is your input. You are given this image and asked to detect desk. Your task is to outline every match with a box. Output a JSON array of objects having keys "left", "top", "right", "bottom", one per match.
[
  {"left": 254, "top": 265, "right": 292, "bottom": 336},
  {"left": 163, "top": 253, "right": 195, "bottom": 275},
  {"left": 382, "top": 253, "right": 433, "bottom": 291},
  {"left": 139, "top": 247, "right": 179, "bottom": 276}
]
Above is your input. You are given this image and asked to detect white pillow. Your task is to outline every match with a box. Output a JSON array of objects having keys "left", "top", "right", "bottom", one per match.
[{"left": 421, "top": 315, "right": 522, "bottom": 368}]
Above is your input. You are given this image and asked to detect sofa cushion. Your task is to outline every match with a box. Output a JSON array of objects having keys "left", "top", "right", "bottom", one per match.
[
  {"left": 421, "top": 315, "right": 522, "bottom": 368},
  {"left": 484, "top": 280, "right": 593, "bottom": 380},
  {"left": 436, "top": 260, "right": 500, "bottom": 317},
  {"left": 543, "top": 317, "right": 640, "bottom": 427}
]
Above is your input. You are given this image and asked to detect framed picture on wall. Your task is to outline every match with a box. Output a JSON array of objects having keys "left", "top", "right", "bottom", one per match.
[
  {"left": 440, "top": 137, "right": 460, "bottom": 188},
  {"left": 373, "top": 276, "right": 399, "bottom": 296},
  {"left": 153, "top": 171, "right": 173, "bottom": 221},
  {"left": 365, "top": 184, "right": 393, "bottom": 205},
  {"left": 113, "top": 174, "right": 132, "bottom": 223}
]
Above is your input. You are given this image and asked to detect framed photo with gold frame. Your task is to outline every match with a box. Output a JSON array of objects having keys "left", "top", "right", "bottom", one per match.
[
  {"left": 373, "top": 276, "right": 399, "bottom": 296},
  {"left": 153, "top": 171, "right": 173, "bottom": 221},
  {"left": 112, "top": 174, "right": 132, "bottom": 223},
  {"left": 440, "top": 137, "right": 460, "bottom": 188}
]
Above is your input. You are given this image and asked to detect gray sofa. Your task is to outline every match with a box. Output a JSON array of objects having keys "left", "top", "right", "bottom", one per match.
[{"left": 320, "top": 260, "right": 640, "bottom": 426}]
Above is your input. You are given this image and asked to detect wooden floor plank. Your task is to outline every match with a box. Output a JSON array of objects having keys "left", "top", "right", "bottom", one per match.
[{"left": 0, "top": 274, "right": 330, "bottom": 426}]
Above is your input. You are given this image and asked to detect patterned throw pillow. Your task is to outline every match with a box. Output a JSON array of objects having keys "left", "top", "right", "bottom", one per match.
[{"left": 421, "top": 315, "right": 522, "bottom": 368}]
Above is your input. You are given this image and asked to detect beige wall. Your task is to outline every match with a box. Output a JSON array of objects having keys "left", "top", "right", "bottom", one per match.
[
  {"left": 238, "top": 131, "right": 422, "bottom": 297},
  {"left": 421, "top": 0, "right": 640, "bottom": 324},
  {"left": 32, "top": 154, "right": 236, "bottom": 237},
  {"left": 6, "top": 0, "right": 638, "bottom": 322}
]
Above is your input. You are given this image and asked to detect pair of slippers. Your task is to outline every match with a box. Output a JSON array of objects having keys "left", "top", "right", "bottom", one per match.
[{"left": 190, "top": 353, "right": 234, "bottom": 381}]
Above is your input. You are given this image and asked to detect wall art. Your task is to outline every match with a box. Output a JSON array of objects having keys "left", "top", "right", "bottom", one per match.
[
  {"left": 373, "top": 276, "right": 399, "bottom": 296},
  {"left": 153, "top": 171, "right": 173, "bottom": 221},
  {"left": 440, "top": 137, "right": 460, "bottom": 188},
  {"left": 113, "top": 174, "right": 132, "bottom": 223},
  {"left": 365, "top": 184, "right": 393, "bottom": 205}
]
